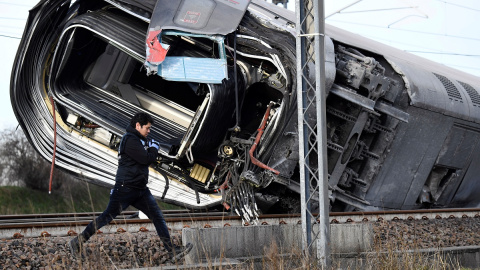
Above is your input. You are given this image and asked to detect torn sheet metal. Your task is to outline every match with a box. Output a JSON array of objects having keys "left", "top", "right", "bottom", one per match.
[
  {"left": 145, "top": 0, "right": 249, "bottom": 83},
  {"left": 146, "top": 31, "right": 228, "bottom": 83},
  {"left": 145, "top": 29, "right": 170, "bottom": 65}
]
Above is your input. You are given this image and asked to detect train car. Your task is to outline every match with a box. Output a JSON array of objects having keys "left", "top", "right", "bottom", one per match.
[{"left": 11, "top": 0, "right": 480, "bottom": 221}]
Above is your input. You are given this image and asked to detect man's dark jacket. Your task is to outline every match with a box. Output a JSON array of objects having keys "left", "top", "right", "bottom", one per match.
[{"left": 116, "top": 125, "right": 158, "bottom": 188}]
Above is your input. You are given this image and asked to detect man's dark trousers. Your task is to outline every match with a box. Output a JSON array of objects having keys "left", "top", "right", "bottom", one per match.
[{"left": 80, "top": 184, "right": 173, "bottom": 251}]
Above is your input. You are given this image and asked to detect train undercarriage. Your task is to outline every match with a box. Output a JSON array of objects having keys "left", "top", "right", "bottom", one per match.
[{"left": 11, "top": 0, "right": 480, "bottom": 222}]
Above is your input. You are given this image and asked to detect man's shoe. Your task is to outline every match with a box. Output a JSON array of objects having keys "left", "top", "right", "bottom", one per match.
[
  {"left": 68, "top": 235, "right": 84, "bottom": 259},
  {"left": 169, "top": 242, "right": 193, "bottom": 263}
]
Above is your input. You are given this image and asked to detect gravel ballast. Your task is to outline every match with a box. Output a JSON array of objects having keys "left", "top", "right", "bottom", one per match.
[
  {"left": 1, "top": 217, "right": 479, "bottom": 269},
  {"left": 0, "top": 231, "right": 182, "bottom": 269},
  {"left": 373, "top": 217, "right": 480, "bottom": 249}
]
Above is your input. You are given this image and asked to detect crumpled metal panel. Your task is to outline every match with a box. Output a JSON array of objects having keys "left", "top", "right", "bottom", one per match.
[
  {"left": 146, "top": 31, "right": 228, "bottom": 83},
  {"left": 149, "top": 0, "right": 250, "bottom": 35},
  {"left": 145, "top": 0, "right": 248, "bottom": 83}
]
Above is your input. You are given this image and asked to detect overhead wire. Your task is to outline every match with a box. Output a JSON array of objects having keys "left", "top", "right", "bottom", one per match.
[
  {"left": 433, "top": 0, "right": 480, "bottom": 12},
  {"left": 0, "top": 2, "right": 30, "bottom": 39},
  {"left": 326, "top": 0, "right": 363, "bottom": 19},
  {"left": 0, "top": 33, "right": 20, "bottom": 39},
  {"left": 357, "top": 33, "right": 480, "bottom": 58},
  {"left": 446, "top": 63, "right": 480, "bottom": 71},
  {"left": 338, "top": 6, "right": 418, "bottom": 14},
  {"left": 327, "top": 19, "right": 480, "bottom": 42},
  {"left": 331, "top": 27, "right": 480, "bottom": 74},
  {"left": 404, "top": 51, "right": 480, "bottom": 57},
  {"left": 326, "top": 0, "right": 480, "bottom": 76},
  {"left": 0, "top": 3, "right": 30, "bottom": 36}
]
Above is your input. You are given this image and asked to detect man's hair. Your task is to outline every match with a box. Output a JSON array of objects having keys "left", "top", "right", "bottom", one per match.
[{"left": 130, "top": 112, "right": 154, "bottom": 128}]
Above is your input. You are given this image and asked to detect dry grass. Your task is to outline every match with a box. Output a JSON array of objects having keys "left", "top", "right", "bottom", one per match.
[
  {"left": 2, "top": 228, "right": 470, "bottom": 270},
  {"left": 175, "top": 219, "right": 468, "bottom": 270},
  {"left": 1, "top": 217, "right": 474, "bottom": 269}
]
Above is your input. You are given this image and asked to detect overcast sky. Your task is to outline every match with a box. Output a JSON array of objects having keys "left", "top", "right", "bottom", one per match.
[
  {"left": 0, "top": 0, "right": 37, "bottom": 131},
  {"left": 1, "top": 0, "right": 479, "bottom": 131}
]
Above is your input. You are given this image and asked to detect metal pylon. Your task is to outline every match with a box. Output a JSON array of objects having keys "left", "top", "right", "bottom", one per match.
[{"left": 296, "top": 0, "right": 331, "bottom": 267}]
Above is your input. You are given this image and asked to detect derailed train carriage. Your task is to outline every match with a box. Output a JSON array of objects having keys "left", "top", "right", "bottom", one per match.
[{"left": 11, "top": 0, "right": 480, "bottom": 221}]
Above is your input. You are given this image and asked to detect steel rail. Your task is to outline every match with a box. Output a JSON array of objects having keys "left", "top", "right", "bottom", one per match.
[
  {"left": 1, "top": 208, "right": 479, "bottom": 227},
  {"left": 0, "top": 210, "right": 193, "bottom": 220},
  {"left": 0, "top": 210, "right": 226, "bottom": 228},
  {"left": 0, "top": 208, "right": 478, "bottom": 240}
]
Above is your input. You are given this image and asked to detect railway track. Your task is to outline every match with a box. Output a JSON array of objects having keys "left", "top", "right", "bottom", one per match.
[{"left": 1, "top": 208, "right": 479, "bottom": 239}]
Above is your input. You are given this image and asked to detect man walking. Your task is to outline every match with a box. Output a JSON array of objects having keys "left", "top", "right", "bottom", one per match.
[{"left": 69, "top": 112, "right": 192, "bottom": 262}]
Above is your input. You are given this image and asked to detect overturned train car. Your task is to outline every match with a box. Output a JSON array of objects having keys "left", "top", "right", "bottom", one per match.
[{"left": 11, "top": 0, "right": 480, "bottom": 221}]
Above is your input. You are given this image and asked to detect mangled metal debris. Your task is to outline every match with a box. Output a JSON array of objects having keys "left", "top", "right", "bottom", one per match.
[{"left": 10, "top": 0, "right": 480, "bottom": 223}]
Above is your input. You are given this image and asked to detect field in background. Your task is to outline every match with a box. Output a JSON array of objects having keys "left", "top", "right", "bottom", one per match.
[{"left": 0, "top": 180, "right": 180, "bottom": 214}]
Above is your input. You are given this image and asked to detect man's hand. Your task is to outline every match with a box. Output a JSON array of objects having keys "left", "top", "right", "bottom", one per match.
[{"left": 148, "top": 139, "right": 160, "bottom": 150}]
